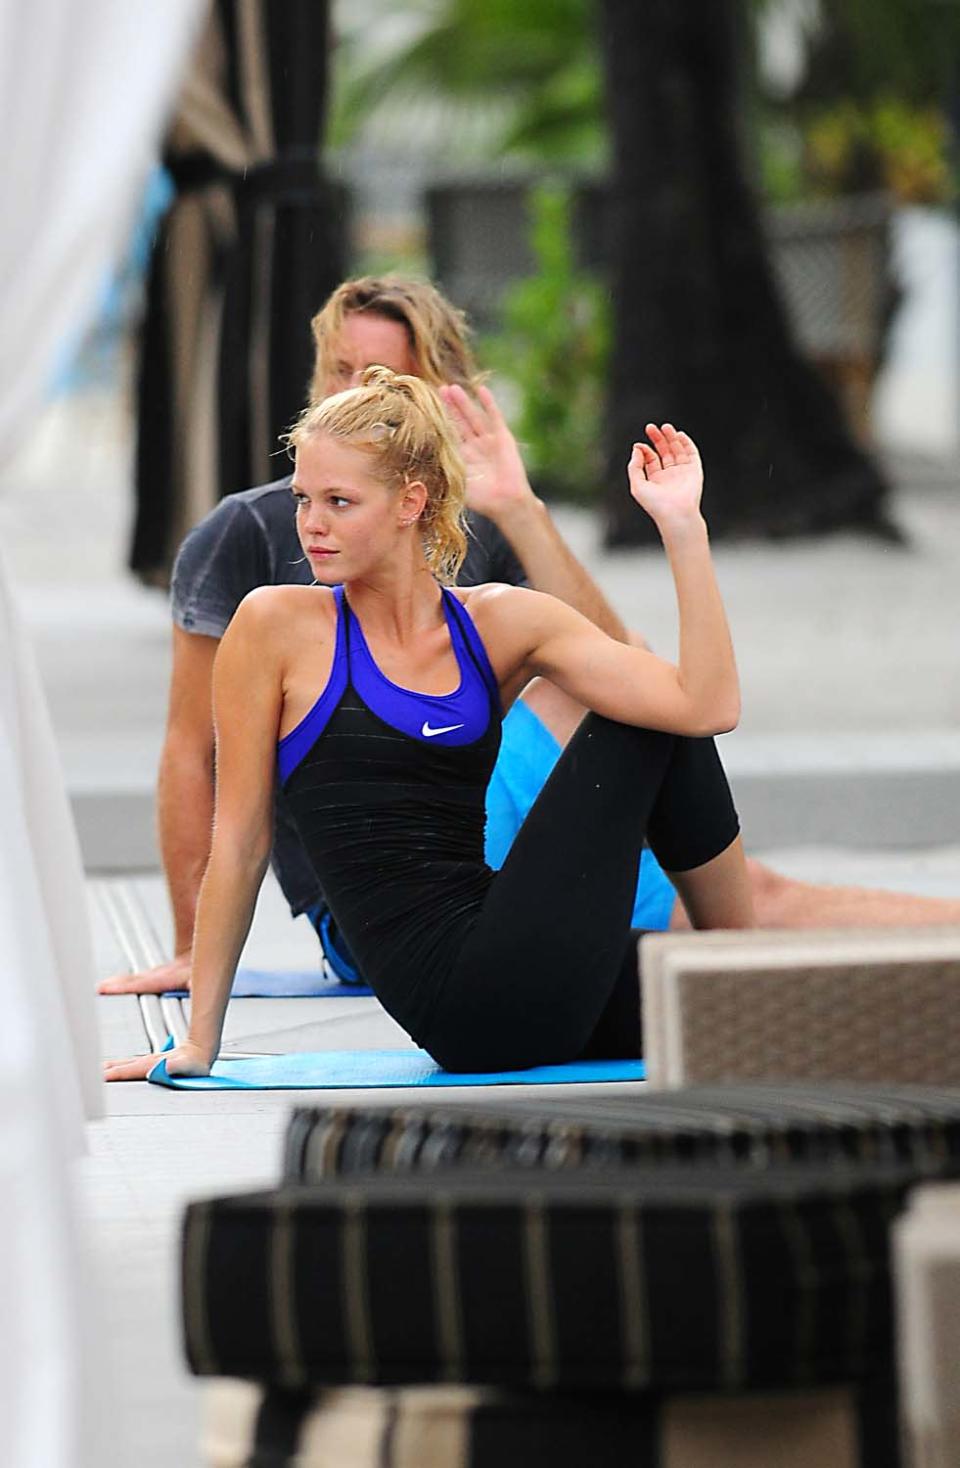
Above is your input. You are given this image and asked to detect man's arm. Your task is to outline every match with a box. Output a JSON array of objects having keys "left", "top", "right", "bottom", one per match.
[
  {"left": 441, "top": 383, "right": 633, "bottom": 643},
  {"left": 99, "top": 627, "right": 219, "bottom": 993}
]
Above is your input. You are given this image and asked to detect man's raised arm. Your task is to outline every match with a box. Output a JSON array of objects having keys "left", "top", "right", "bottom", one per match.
[{"left": 441, "top": 383, "right": 634, "bottom": 643}]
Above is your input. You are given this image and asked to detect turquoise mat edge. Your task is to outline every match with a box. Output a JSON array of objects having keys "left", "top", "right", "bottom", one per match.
[{"left": 147, "top": 1050, "right": 645, "bottom": 1090}]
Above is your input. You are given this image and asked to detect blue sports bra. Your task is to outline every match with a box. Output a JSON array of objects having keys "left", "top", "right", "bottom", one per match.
[{"left": 278, "top": 585, "right": 501, "bottom": 784}]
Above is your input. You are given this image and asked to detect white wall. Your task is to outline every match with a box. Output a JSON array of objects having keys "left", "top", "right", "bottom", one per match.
[{"left": 873, "top": 207, "right": 960, "bottom": 456}]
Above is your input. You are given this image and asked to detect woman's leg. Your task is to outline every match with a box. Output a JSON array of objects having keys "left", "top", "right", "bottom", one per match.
[{"left": 422, "top": 714, "right": 747, "bottom": 1071}]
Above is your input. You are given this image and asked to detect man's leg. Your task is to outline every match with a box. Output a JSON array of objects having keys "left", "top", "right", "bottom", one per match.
[
  {"left": 745, "top": 858, "right": 960, "bottom": 928},
  {"left": 669, "top": 857, "right": 960, "bottom": 930},
  {"left": 667, "top": 838, "right": 754, "bottom": 929},
  {"left": 520, "top": 677, "right": 587, "bottom": 747},
  {"left": 524, "top": 675, "right": 960, "bottom": 933}
]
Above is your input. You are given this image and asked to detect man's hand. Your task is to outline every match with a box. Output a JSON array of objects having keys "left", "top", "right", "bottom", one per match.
[
  {"left": 103, "top": 1039, "right": 212, "bottom": 1083},
  {"left": 98, "top": 952, "right": 192, "bottom": 995},
  {"left": 440, "top": 383, "right": 537, "bottom": 525}
]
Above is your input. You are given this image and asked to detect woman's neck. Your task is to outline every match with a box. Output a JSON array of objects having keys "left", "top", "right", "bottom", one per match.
[{"left": 342, "top": 558, "right": 443, "bottom": 643}]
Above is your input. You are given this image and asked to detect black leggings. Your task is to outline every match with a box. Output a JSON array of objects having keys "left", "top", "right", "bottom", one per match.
[{"left": 419, "top": 715, "right": 740, "bottom": 1072}]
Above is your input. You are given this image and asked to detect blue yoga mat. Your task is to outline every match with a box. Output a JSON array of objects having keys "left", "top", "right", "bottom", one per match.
[
  {"left": 147, "top": 1049, "right": 645, "bottom": 1090},
  {"left": 162, "top": 968, "right": 374, "bottom": 1000}
]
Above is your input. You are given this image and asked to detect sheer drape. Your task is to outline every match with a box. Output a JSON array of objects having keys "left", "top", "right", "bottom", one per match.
[{"left": 0, "top": 3, "right": 202, "bottom": 1462}]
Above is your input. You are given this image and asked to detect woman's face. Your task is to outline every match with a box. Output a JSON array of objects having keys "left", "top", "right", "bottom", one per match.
[
  {"left": 292, "top": 433, "right": 415, "bottom": 583},
  {"left": 323, "top": 311, "right": 419, "bottom": 395}
]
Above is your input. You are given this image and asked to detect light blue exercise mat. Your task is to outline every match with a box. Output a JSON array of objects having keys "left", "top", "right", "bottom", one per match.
[
  {"left": 147, "top": 1049, "right": 646, "bottom": 1090},
  {"left": 162, "top": 968, "right": 374, "bottom": 1000}
]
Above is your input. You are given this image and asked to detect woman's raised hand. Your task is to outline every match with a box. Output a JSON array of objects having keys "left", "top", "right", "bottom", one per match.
[
  {"left": 627, "top": 424, "right": 703, "bottom": 532},
  {"left": 103, "top": 1039, "right": 213, "bottom": 1083}
]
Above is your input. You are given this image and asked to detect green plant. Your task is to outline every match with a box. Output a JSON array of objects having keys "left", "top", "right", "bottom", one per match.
[
  {"left": 330, "top": 0, "right": 605, "bottom": 168},
  {"left": 481, "top": 185, "right": 610, "bottom": 502},
  {"left": 804, "top": 97, "right": 953, "bottom": 203}
]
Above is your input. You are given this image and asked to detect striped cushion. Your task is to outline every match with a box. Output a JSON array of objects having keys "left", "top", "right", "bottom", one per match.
[
  {"left": 282, "top": 1083, "right": 960, "bottom": 1182},
  {"left": 200, "top": 1378, "right": 900, "bottom": 1468},
  {"left": 181, "top": 1163, "right": 910, "bottom": 1393},
  {"left": 641, "top": 928, "right": 960, "bottom": 1087}
]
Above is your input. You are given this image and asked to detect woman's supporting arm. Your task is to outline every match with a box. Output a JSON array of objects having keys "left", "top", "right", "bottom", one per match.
[
  {"left": 103, "top": 591, "right": 284, "bottom": 1081},
  {"left": 183, "top": 590, "right": 285, "bottom": 1064}
]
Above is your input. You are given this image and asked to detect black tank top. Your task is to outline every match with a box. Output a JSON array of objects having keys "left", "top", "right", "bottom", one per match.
[{"left": 279, "top": 587, "right": 502, "bottom": 1039}]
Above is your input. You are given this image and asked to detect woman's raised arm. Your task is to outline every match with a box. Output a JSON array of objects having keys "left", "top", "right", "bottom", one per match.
[{"left": 483, "top": 425, "right": 739, "bottom": 738}]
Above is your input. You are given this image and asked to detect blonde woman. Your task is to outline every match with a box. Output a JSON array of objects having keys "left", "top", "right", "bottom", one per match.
[
  {"left": 102, "top": 275, "right": 679, "bottom": 1000},
  {"left": 105, "top": 369, "right": 751, "bottom": 1080},
  {"left": 102, "top": 274, "right": 954, "bottom": 1004}
]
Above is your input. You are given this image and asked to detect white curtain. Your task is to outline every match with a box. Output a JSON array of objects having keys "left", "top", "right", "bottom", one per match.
[{"left": 0, "top": 2, "right": 204, "bottom": 1463}]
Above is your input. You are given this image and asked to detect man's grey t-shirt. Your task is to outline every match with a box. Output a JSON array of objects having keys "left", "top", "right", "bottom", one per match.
[{"left": 170, "top": 477, "right": 526, "bottom": 915}]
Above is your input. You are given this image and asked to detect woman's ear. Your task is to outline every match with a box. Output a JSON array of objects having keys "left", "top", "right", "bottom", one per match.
[{"left": 398, "top": 479, "right": 428, "bottom": 527}]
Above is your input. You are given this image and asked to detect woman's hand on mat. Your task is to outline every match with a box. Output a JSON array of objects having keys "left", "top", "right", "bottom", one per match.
[
  {"left": 98, "top": 951, "right": 191, "bottom": 996},
  {"left": 103, "top": 1040, "right": 212, "bottom": 1083},
  {"left": 628, "top": 424, "right": 704, "bottom": 532},
  {"left": 439, "top": 384, "right": 537, "bottom": 525}
]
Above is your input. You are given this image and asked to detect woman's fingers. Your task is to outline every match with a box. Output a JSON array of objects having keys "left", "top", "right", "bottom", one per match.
[
  {"left": 645, "top": 423, "right": 668, "bottom": 459},
  {"left": 646, "top": 422, "right": 677, "bottom": 466},
  {"left": 103, "top": 1053, "right": 162, "bottom": 1082},
  {"left": 663, "top": 423, "right": 694, "bottom": 462},
  {"left": 631, "top": 442, "right": 661, "bottom": 478},
  {"left": 642, "top": 423, "right": 701, "bottom": 469},
  {"left": 102, "top": 1039, "right": 213, "bottom": 1083}
]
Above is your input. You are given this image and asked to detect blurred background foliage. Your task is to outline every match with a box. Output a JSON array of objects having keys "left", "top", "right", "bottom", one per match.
[
  {"left": 333, "top": 0, "right": 960, "bottom": 197},
  {"left": 328, "top": 0, "right": 960, "bottom": 507},
  {"left": 482, "top": 185, "right": 611, "bottom": 501},
  {"left": 753, "top": 0, "right": 960, "bottom": 205},
  {"left": 331, "top": 0, "right": 606, "bottom": 167}
]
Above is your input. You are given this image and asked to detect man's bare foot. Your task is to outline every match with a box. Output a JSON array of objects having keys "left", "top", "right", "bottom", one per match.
[{"left": 98, "top": 951, "right": 192, "bottom": 995}]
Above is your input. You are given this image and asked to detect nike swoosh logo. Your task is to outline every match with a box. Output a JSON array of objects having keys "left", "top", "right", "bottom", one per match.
[{"left": 421, "top": 720, "right": 465, "bottom": 737}]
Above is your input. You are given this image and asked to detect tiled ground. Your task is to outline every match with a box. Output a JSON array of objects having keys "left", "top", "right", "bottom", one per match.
[{"left": 82, "top": 848, "right": 960, "bottom": 1466}]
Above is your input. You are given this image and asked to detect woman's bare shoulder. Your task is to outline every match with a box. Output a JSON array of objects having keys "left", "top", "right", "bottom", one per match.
[
  {"left": 451, "top": 581, "right": 558, "bottom": 627},
  {"left": 233, "top": 583, "right": 336, "bottom": 634},
  {"left": 449, "top": 585, "right": 571, "bottom": 677},
  {"left": 449, "top": 581, "right": 535, "bottom": 612}
]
